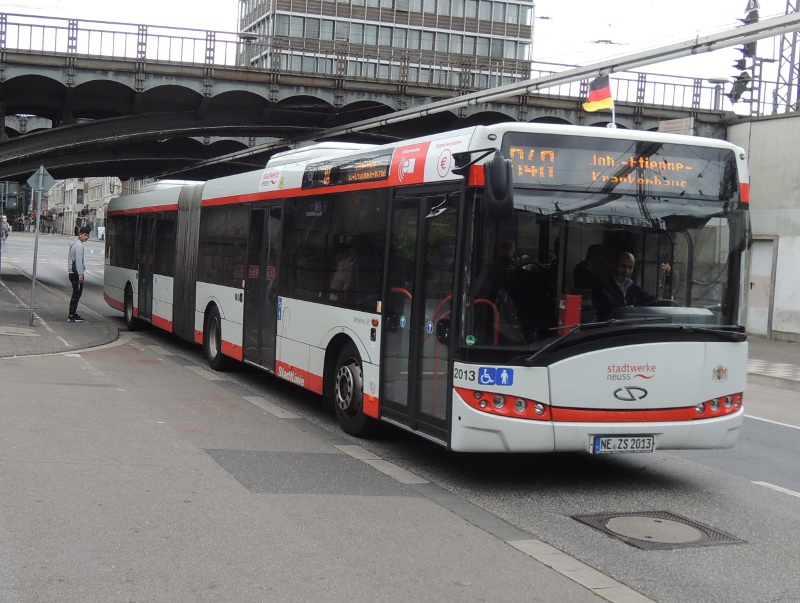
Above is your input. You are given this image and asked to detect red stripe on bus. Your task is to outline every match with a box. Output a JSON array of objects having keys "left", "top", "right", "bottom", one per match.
[
  {"left": 107, "top": 204, "right": 179, "bottom": 216},
  {"left": 551, "top": 407, "right": 699, "bottom": 423},
  {"left": 104, "top": 292, "right": 124, "bottom": 312},
  {"left": 363, "top": 393, "right": 379, "bottom": 419},
  {"left": 275, "top": 361, "right": 323, "bottom": 394},
  {"left": 221, "top": 340, "right": 243, "bottom": 361},
  {"left": 151, "top": 314, "right": 173, "bottom": 332},
  {"left": 201, "top": 178, "right": 406, "bottom": 207}
]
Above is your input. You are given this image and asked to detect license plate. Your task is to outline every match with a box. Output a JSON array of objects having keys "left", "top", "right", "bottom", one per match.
[{"left": 592, "top": 435, "right": 655, "bottom": 454}]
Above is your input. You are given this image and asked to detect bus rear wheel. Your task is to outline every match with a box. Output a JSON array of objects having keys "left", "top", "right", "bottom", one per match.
[
  {"left": 332, "top": 343, "right": 376, "bottom": 437},
  {"left": 124, "top": 284, "right": 141, "bottom": 331},
  {"left": 204, "top": 306, "right": 230, "bottom": 371}
]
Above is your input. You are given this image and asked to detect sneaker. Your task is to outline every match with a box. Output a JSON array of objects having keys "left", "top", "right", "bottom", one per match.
[{"left": 68, "top": 314, "right": 85, "bottom": 322}]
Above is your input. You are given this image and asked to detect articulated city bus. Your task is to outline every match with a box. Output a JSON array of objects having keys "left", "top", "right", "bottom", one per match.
[{"left": 104, "top": 123, "right": 749, "bottom": 453}]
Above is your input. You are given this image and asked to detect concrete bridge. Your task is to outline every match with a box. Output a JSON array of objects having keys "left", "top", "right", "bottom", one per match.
[{"left": 0, "top": 13, "right": 733, "bottom": 183}]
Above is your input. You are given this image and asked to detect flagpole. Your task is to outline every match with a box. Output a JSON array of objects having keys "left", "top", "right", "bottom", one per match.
[{"left": 609, "top": 103, "right": 617, "bottom": 128}]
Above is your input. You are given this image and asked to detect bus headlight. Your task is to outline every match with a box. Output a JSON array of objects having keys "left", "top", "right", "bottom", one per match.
[
  {"left": 695, "top": 402, "right": 706, "bottom": 414},
  {"left": 493, "top": 395, "right": 506, "bottom": 409},
  {"left": 514, "top": 398, "right": 527, "bottom": 413}
]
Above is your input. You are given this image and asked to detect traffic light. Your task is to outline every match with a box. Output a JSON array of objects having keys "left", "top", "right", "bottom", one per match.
[
  {"left": 728, "top": 71, "right": 753, "bottom": 103},
  {"left": 736, "top": 9, "right": 758, "bottom": 59},
  {"left": 739, "top": 9, "right": 759, "bottom": 26}
]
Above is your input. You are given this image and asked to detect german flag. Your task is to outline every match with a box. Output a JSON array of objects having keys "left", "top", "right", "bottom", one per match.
[{"left": 583, "top": 75, "right": 614, "bottom": 112}]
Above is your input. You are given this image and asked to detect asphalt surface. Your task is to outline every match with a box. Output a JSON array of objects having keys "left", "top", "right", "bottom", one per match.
[{"left": 1, "top": 258, "right": 799, "bottom": 602}]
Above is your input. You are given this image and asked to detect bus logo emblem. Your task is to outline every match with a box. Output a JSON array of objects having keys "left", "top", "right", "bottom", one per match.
[{"left": 613, "top": 387, "right": 648, "bottom": 401}]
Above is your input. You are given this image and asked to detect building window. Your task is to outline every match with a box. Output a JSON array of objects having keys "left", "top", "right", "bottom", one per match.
[
  {"left": 393, "top": 28, "right": 406, "bottom": 49},
  {"left": 421, "top": 30, "right": 434, "bottom": 51},
  {"left": 479, "top": 0, "right": 492, "bottom": 20},
  {"left": 449, "top": 33, "right": 462, "bottom": 54},
  {"left": 423, "top": 0, "right": 436, "bottom": 13},
  {"left": 476, "top": 36, "right": 489, "bottom": 56},
  {"left": 365, "top": 24, "right": 378, "bottom": 45},
  {"left": 490, "top": 37, "right": 504, "bottom": 59},
  {"left": 379, "top": 26, "right": 392, "bottom": 46},
  {"left": 466, "top": 0, "right": 478, "bottom": 18},
  {"left": 407, "top": 28, "right": 420, "bottom": 50},
  {"left": 463, "top": 35, "right": 475, "bottom": 55},
  {"left": 335, "top": 21, "right": 350, "bottom": 41},
  {"left": 350, "top": 22, "right": 364, "bottom": 44},
  {"left": 275, "top": 14, "right": 289, "bottom": 35},
  {"left": 306, "top": 18, "right": 320, "bottom": 39},
  {"left": 492, "top": 2, "right": 505, "bottom": 22},
  {"left": 507, "top": 3, "right": 519, "bottom": 25},
  {"left": 289, "top": 16, "right": 304, "bottom": 37},
  {"left": 435, "top": 32, "right": 449, "bottom": 52},
  {"left": 321, "top": 19, "right": 334, "bottom": 40}
]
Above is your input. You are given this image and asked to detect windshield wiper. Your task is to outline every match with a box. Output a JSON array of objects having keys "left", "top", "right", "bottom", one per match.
[
  {"left": 663, "top": 324, "right": 746, "bottom": 341},
  {"left": 523, "top": 317, "right": 667, "bottom": 365}
]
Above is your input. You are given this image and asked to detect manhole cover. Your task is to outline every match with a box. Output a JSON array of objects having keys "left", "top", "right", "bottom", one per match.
[{"left": 573, "top": 510, "right": 745, "bottom": 550}]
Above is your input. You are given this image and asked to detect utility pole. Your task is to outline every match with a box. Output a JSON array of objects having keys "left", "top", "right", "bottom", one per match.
[{"left": 26, "top": 166, "right": 56, "bottom": 326}]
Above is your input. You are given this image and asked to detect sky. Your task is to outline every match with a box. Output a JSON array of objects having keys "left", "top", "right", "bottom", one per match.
[{"left": 0, "top": 0, "right": 791, "bottom": 83}]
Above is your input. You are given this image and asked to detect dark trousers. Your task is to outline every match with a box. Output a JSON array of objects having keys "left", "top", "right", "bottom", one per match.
[{"left": 68, "top": 272, "right": 83, "bottom": 315}]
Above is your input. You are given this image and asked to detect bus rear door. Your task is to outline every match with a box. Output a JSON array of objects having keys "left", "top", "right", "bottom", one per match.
[
  {"left": 382, "top": 190, "right": 459, "bottom": 441},
  {"left": 136, "top": 215, "right": 156, "bottom": 322}
]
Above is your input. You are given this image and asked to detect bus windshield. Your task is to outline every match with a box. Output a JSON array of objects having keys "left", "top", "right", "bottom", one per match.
[{"left": 461, "top": 138, "right": 748, "bottom": 354}]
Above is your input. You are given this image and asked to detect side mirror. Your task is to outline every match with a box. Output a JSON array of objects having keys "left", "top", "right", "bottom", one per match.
[{"left": 483, "top": 152, "right": 514, "bottom": 220}]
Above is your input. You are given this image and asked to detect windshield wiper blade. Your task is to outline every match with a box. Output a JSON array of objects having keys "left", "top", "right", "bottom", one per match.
[
  {"left": 668, "top": 324, "right": 746, "bottom": 341},
  {"left": 524, "top": 317, "right": 667, "bottom": 365}
]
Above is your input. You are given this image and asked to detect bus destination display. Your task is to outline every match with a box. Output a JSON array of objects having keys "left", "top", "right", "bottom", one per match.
[
  {"left": 502, "top": 133, "right": 737, "bottom": 201},
  {"left": 303, "top": 151, "right": 393, "bottom": 189}
]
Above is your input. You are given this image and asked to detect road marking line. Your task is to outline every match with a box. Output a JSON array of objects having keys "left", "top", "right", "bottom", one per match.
[
  {"left": 753, "top": 481, "right": 800, "bottom": 498},
  {"left": 746, "top": 414, "right": 800, "bottom": 430},
  {"left": 243, "top": 395, "right": 299, "bottom": 419},
  {"left": 185, "top": 365, "right": 225, "bottom": 380}
]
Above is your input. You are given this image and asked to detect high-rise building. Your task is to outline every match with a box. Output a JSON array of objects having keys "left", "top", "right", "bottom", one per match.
[{"left": 237, "top": 0, "right": 533, "bottom": 92}]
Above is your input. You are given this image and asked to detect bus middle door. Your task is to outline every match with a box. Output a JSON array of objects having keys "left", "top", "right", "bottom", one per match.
[
  {"left": 243, "top": 204, "right": 282, "bottom": 370},
  {"left": 382, "top": 191, "right": 459, "bottom": 440}
]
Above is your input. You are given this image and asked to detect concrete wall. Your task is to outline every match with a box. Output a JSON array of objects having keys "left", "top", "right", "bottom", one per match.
[{"left": 729, "top": 115, "right": 800, "bottom": 341}]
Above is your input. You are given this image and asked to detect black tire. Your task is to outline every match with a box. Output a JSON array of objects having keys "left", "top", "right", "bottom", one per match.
[
  {"left": 124, "top": 284, "right": 141, "bottom": 331},
  {"left": 332, "top": 342, "right": 376, "bottom": 437},
  {"left": 204, "top": 306, "right": 231, "bottom": 371}
]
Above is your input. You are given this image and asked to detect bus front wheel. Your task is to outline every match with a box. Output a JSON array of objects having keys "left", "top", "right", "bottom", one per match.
[
  {"left": 332, "top": 343, "right": 375, "bottom": 437},
  {"left": 124, "top": 284, "right": 141, "bottom": 331},
  {"left": 204, "top": 306, "right": 230, "bottom": 371}
]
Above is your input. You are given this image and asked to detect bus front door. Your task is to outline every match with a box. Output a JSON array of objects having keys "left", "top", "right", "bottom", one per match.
[
  {"left": 382, "top": 192, "right": 458, "bottom": 440},
  {"left": 243, "top": 204, "right": 282, "bottom": 370},
  {"left": 137, "top": 215, "right": 155, "bottom": 322}
]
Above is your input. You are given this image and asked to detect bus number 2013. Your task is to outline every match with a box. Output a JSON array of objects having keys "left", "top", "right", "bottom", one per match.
[{"left": 454, "top": 368, "right": 476, "bottom": 381}]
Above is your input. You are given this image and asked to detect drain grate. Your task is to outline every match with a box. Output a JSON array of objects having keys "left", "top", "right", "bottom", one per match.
[{"left": 572, "top": 510, "right": 746, "bottom": 550}]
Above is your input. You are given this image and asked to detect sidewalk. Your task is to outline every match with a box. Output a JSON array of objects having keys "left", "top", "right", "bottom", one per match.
[
  {"left": 0, "top": 262, "right": 117, "bottom": 357},
  {"left": 1, "top": 259, "right": 799, "bottom": 391}
]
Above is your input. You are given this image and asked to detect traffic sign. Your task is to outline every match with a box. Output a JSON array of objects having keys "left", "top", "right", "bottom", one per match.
[{"left": 27, "top": 167, "right": 56, "bottom": 191}]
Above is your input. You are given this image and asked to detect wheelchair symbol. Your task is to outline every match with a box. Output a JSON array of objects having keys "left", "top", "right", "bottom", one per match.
[{"left": 478, "top": 367, "right": 513, "bottom": 386}]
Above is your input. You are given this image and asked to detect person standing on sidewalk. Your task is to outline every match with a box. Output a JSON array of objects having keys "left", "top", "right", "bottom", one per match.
[{"left": 67, "top": 226, "right": 90, "bottom": 322}]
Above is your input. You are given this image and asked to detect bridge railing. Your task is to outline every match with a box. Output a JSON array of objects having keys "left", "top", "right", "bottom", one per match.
[{"left": 0, "top": 12, "right": 778, "bottom": 115}]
